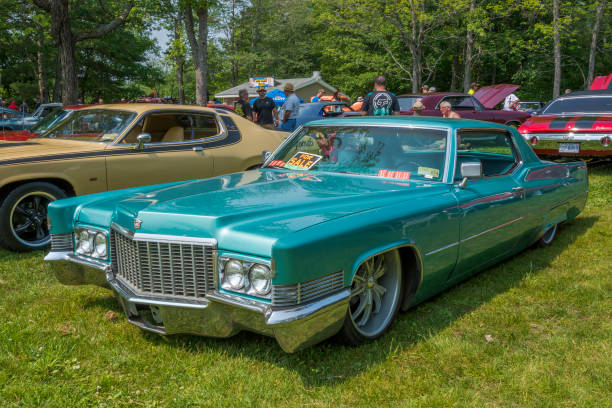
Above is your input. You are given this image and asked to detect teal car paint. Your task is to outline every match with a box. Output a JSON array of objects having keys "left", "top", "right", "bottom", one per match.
[{"left": 46, "top": 116, "right": 588, "bottom": 352}]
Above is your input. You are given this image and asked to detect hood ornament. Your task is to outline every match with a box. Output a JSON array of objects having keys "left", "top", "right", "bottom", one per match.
[{"left": 134, "top": 218, "right": 142, "bottom": 230}]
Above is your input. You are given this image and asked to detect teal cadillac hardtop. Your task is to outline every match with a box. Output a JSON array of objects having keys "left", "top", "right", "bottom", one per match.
[{"left": 46, "top": 116, "right": 588, "bottom": 352}]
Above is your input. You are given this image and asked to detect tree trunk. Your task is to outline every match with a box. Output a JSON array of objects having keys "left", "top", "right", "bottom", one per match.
[
  {"left": 53, "top": 58, "right": 62, "bottom": 102},
  {"left": 587, "top": 0, "right": 606, "bottom": 89},
  {"left": 33, "top": 0, "right": 133, "bottom": 105},
  {"left": 176, "top": 59, "right": 185, "bottom": 104},
  {"left": 410, "top": 7, "right": 421, "bottom": 93},
  {"left": 184, "top": 1, "right": 209, "bottom": 106},
  {"left": 34, "top": 21, "right": 49, "bottom": 103},
  {"left": 463, "top": 0, "right": 476, "bottom": 93},
  {"left": 552, "top": 0, "right": 561, "bottom": 98},
  {"left": 450, "top": 53, "right": 459, "bottom": 91}
]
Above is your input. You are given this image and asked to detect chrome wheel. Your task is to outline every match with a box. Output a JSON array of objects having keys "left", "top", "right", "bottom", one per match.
[
  {"left": 9, "top": 191, "right": 55, "bottom": 247},
  {"left": 347, "top": 250, "right": 402, "bottom": 340}
]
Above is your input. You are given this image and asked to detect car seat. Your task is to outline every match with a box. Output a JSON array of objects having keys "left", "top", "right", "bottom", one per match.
[{"left": 161, "top": 126, "right": 184, "bottom": 143}]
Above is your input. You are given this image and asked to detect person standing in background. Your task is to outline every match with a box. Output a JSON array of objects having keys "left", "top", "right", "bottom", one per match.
[
  {"left": 503, "top": 93, "right": 519, "bottom": 111},
  {"left": 311, "top": 89, "right": 325, "bottom": 102},
  {"left": 280, "top": 83, "right": 300, "bottom": 132},
  {"left": 237, "top": 89, "right": 253, "bottom": 121},
  {"left": 468, "top": 82, "right": 479, "bottom": 95},
  {"left": 361, "top": 75, "right": 400, "bottom": 116},
  {"left": 19, "top": 100, "right": 29, "bottom": 113},
  {"left": 440, "top": 101, "right": 461, "bottom": 118},
  {"left": 253, "top": 86, "right": 279, "bottom": 130}
]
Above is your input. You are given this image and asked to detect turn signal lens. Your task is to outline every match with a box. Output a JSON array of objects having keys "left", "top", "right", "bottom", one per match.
[
  {"left": 601, "top": 136, "right": 611, "bottom": 147},
  {"left": 530, "top": 136, "right": 539, "bottom": 146}
]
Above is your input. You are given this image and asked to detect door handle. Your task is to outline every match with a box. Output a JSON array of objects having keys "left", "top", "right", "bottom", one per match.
[{"left": 512, "top": 187, "right": 525, "bottom": 196}]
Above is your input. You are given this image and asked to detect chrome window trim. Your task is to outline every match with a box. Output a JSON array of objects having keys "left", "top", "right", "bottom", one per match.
[
  {"left": 265, "top": 123, "right": 452, "bottom": 183},
  {"left": 114, "top": 109, "right": 226, "bottom": 146},
  {"left": 452, "top": 128, "right": 523, "bottom": 181}
]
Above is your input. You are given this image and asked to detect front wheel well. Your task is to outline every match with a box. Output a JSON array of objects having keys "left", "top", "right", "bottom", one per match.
[
  {"left": 398, "top": 246, "right": 422, "bottom": 311},
  {"left": 0, "top": 178, "right": 76, "bottom": 207}
]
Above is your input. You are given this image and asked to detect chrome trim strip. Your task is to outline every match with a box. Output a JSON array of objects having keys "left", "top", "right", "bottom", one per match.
[
  {"left": 110, "top": 222, "right": 217, "bottom": 246},
  {"left": 207, "top": 291, "right": 269, "bottom": 314},
  {"left": 132, "top": 232, "right": 217, "bottom": 246},
  {"left": 522, "top": 133, "right": 611, "bottom": 140},
  {"left": 425, "top": 241, "right": 459, "bottom": 256},
  {"left": 109, "top": 277, "right": 209, "bottom": 309},
  {"left": 461, "top": 216, "right": 524, "bottom": 243}
]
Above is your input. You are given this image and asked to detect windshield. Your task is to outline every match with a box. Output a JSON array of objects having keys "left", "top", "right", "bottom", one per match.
[
  {"left": 398, "top": 97, "right": 421, "bottom": 111},
  {"left": 42, "top": 109, "right": 137, "bottom": 142},
  {"left": 30, "top": 108, "right": 68, "bottom": 133},
  {"left": 267, "top": 125, "right": 448, "bottom": 181},
  {"left": 542, "top": 97, "right": 612, "bottom": 114}
]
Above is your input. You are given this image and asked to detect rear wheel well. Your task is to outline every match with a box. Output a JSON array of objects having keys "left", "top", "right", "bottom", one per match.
[
  {"left": 0, "top": 178, "right": 75, "bottom": 207},
  {"left": 398, "top": 246, "right": 422, "bottom": 311}
]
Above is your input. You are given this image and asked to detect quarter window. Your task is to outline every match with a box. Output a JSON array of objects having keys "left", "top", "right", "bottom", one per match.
[{"left": 456, "top": 130, "right": 518, "bottom": 179}]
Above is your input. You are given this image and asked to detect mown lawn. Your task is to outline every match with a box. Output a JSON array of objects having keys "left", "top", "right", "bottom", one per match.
[{"left": 1, "top": 164, "right": 610, "bottom": 408}]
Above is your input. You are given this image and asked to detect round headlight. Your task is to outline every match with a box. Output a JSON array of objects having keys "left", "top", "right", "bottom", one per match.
[
  {"left": 225, "top": 260, "right": 245, "bottom": 289},
  {"left": 77, "top": 230, "right": 92, "bottom": 254},
  {"left": 249, "top": 264, "right": 272, "bottom": 295},
  {"left": 94, "top": 232, "right": 107, "bottom": 258}
]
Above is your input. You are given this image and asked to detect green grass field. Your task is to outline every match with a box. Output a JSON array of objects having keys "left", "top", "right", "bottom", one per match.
[{"left": 1, "top": 164, "right": 610, "bottom": 407}]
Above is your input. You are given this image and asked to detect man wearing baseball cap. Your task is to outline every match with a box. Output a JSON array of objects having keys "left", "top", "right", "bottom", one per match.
[{"left": 280, "top": 83, "right": 300, "bottom": 132}]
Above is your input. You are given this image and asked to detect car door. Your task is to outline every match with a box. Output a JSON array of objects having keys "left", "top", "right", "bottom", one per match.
[
  {"left": 450, "top": 129, "right": 527, "bottom": 280},
  {"left": 105, "top": 110, "right": 222, "bottom": 191}
]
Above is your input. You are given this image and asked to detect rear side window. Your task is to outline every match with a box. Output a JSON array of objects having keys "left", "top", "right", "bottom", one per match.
[
  {"left": 441, "top": 96, "right": 475, "bottom": 110},
  {"left": 456, "top": 130, "right": 519, "bottom": 179}
]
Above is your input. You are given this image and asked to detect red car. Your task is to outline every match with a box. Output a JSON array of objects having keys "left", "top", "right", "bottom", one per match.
[
  {"left": 399, "top": 84, "right": 530, "bottom": 127},
  {"left": 0, "top": 104, "right": 91, "bottom": 141},
  {"left": 518, "top": 90, "right": 612, "bottom": 158}
]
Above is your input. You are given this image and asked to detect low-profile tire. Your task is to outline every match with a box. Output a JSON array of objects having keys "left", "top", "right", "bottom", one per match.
[
  {"left": 0, "top": 182, "right": 66, "bottom": 252},
  {"left": 337, "top": 249, "right": 403, "bottom": 346},
  {"left": 536, "top": 224, "right": 557, "bottom": 248}
]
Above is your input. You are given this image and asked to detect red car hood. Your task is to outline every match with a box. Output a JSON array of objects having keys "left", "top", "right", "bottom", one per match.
[
  {"left": 473, "top": 84, "right": 521, "bottom": 109},
  {"left": 518, "top": 113, "right": 612, "bottom": 133},
  {"left": 590, "top": 74, "right": 612, "bottom": 90},
  {"left": 0, "top": 129, "right": 39, "bottom": 141}
]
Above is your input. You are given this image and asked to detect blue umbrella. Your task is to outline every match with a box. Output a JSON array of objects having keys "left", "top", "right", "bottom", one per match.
[{"left": 250, "top": 89, "right": 302, "bottom": 106}]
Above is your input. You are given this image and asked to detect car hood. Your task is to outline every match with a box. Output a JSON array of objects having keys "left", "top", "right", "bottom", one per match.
[
  {"left": 76, "top": 170, "right": 451, "bottom": 256},
  {"left": 0, "top": 138, "right": 106, "bottom": 164},
  {"left": 519, "top": 113, "right": 612, "bottom": 133},
  {"left": 473, "top": 84, "right": 521, "bottom": 109}
]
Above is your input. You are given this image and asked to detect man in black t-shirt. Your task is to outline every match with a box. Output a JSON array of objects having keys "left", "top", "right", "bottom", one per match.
[
  {"left": 252, "top": 87, "right": 279, "bottom": 129},
  {"left": 237, "top": 89, "right": 253, "bottom": 121},
  {"left": 361, "top": 75, "right": 400, "bottom": 116}
]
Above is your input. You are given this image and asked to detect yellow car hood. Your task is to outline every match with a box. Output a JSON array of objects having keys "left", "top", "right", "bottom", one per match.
[{"left": 0, "top": 139, "right": 107, "bottom": 164}]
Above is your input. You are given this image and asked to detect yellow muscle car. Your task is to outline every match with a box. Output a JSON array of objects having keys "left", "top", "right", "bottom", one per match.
[{"left": 0, "top": 104, "right": 287, "bottom": 251}]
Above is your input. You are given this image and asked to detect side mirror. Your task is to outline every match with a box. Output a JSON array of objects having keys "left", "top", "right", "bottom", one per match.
[
  {"left": 458, "top": 161, "right": 482, "bottom": 189},
  {"left": 135, "top": 133, "right": 151, "bottom": 150},
  {"left": 262, "top": 150, "right": 272, "bottom": 162}
]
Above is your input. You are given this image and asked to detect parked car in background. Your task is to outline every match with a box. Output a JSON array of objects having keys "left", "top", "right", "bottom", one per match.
[
  {"left": 0, "top": 103, "right": 62, "bottom": 131},
  {"left": 400, "top": 84, "right": 530, "bottom": 127},
  {"left": 516, "top": 101, "right": 544, "bottom": 114},
  {"left": 295, "top": 102, "right": 357, "bottom": 127},
  {"left": 0, "top": 104, "right": 287, "bottom": 251},
  {"left": 0, "top": 105, "right": 91, "bottom": 141},
  {"left": 518, "top": 90, "right": 612, "bottom": 158},
  {"left": 46, "top": 116, "right": 587, "bottom": 352}
]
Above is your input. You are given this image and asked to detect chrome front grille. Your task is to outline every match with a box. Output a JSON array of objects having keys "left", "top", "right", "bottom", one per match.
[
  {"left": 110, "top": 229, "right": 216, "bottom": 299},
  {"left": 50, "top": 233, "right": 73, "bottom": 251},
  {"left": 272, "top": 270, "right": 344, "bottom": 306}
]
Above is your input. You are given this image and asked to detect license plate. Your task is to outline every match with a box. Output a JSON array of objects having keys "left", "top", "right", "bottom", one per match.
[{"left": 559, "top": 143, "right": 579, "bottom": 153}]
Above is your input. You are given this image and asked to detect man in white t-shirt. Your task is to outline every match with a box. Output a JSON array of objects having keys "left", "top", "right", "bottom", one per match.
[{"left": 503, "top": 93, "right": 519, "bottom": 111}]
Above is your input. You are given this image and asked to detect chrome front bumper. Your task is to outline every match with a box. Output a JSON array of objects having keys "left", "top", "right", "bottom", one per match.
[
  {"left": 45, "top": 251, "right": 349, "bottom": 353},
  {"left": 522, "top": 133, "right": 612, "bottom": 156}
]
